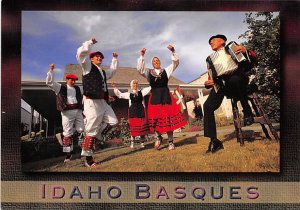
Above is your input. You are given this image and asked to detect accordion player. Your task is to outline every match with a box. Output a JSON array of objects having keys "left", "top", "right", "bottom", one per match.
[{"left": 206, "top": 41, "right": 251, "bottom": 82}]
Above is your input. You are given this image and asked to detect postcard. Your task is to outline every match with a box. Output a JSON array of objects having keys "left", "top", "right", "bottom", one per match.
[{"left": 1, "top": 0, "right": 299, "bottom": 209}]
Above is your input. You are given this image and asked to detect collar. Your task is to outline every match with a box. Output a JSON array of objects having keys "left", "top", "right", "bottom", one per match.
[
  {"left": 129, "top": 89, "right": 141, "bottom": 94},
  {"left": 150, "top": 68, "right": 164, "bottom": 78},
  {"left": 92, "top": 63, "right": 103, "bottom": 71},
  {"left": 215, "top": 47, "right": 225, "bottom": 52},
  {"left": 66, "top": 84, "right": 75, "bottom": 89}
]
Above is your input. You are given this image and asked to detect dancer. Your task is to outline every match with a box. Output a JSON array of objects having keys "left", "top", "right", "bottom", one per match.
[
  {"left": 76, "top": 37, "right": 119, "bottom": 168},
  {"left": 46, "top": 63, "right": 84, "bottom": 163},
  {"left": 112, "top": 80, "right": 151, "bottom": 149},
  {"left": 137, "top": 45, "right": 186, "bottom": 150}
]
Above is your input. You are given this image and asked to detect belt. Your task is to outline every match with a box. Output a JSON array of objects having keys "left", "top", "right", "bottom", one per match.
[
  {"left": 85, "top": 96, "right": 106, "bottom": 100},
  {"left": 65, "top": 104, "right": 79, "bottom": 110}
]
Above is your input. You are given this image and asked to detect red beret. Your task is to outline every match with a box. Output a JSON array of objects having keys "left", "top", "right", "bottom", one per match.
[
  {"left": 66, "top": 74, "right": 78, "bottom": 80},
  {"left": 89, "top": 51, "right": 104, "bottom": 59},
  {"left": 209, "top": 34, "right": 227, "bottom": 43}
]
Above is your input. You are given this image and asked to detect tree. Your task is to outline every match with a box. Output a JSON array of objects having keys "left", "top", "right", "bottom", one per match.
[{"left": 240, "top": 12, "right": 280, "bottom": 122}]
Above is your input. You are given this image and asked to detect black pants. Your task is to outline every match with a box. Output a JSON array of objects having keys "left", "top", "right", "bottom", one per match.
[{"left": 203, "top": 74, "right": 252, "bottom": 138}]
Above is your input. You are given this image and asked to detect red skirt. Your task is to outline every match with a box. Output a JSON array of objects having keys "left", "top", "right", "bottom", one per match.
[
  {"left": 148, "top": 92, "right": 186, "bottom": 133},
  {"left": 128, "top": 109, "right": 150, "bottom": 137}
]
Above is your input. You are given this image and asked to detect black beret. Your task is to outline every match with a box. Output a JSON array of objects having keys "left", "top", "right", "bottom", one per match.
[{"left": 209, "top": 34, "right": 227, "bottom": 43}]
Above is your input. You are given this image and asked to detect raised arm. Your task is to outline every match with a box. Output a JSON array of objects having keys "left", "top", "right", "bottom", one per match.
[
  {"left": 141, "top": 86, "right": 151, "bottom": 96},
  {"left": 137, "top": 48, "right": 150, "bottom": 79},
  {"left": 164, "top": 44, "right": 179, "bottom": 78},
  {"left": 76, "top": 38, "right": 97, "bottom": 75},
  {"left": 111, "top": 82, "right": 130, "bottom": 99},
  {"left": 45, "top": 64, "right": 61, "bottom": 94},
  {"left": 104, "top": 52, "right": 119, "bottom": 79}
]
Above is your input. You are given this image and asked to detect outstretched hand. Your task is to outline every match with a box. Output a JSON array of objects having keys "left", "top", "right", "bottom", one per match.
[
  {"left": 167, "top": 44, "right": 175, "bottom": 52},
  {"left": 91, "top": 37, "right": 98, "bottom": 44},
  {"left": 49, "top": 64, "right": 55, "bottom": 72},
  {"left": 111, "top": 81, "right": 116, "bottom": 88},
  {"left": 140, "top": 48, "right": 147, "bottom": 56},
  {"left": 112, "top": 52, "right": 118, "bottom": 58}
]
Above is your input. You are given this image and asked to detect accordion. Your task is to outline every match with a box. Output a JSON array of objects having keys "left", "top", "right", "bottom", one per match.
[{"left": 206, "top": 41, "right": 248, "bottom": 80}]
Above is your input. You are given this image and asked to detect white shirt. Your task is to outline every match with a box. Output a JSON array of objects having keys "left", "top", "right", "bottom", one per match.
[
  {"left": 76, "top": 40, "right": 118, "bottom": 91},
  {"left": 46, "top": 71, "right": 78, "bottom": 104},
  {"left": 113, "top": 87, "right": 151, "bottom": 107},
  {"left": 137, "top": 52, "right": 179, "bottom": 80}
]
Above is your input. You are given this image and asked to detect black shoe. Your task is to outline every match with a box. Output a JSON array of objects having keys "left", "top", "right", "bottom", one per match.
[
  {"left": 206, "top": 141, "right": 213, "bottom": 153},
  {"left": 84, "top": 156, "right": 98, "bottom": 168},
  {"left": 211, "top": 139, "right": 224, "bottom": 153},
  {"left": 244, "top": 115, "right": 254, "bottom": 126},
  {"left": 64, "top": 153, "right": 72, "bottom": 163}
]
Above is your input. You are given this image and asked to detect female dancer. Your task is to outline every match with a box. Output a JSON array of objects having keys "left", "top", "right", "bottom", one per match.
[
  {"left": 112, "top": 80, "right": 151, "bottom": 149},
  {"left": 137, "top": 45, "right": 186, "bottom": 150}
]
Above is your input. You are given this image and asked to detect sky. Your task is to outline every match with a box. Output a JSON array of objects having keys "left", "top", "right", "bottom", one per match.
[{"left": 22, "top": 11, "right": 252, "bottom": 83}]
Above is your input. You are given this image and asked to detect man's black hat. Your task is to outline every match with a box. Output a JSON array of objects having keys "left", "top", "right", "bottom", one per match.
[{"left": 208, "top": 34, "right": 227, "bottom": 43}]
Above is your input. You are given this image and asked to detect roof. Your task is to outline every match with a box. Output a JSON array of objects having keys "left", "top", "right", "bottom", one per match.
[
  {"left": 22, "top": 65, "right": 198, "bottom": 124},
  {"left": 188, "top": 72, "right": 208, "bottom": 84},
  {"left": 64, "top": 64, "right": 186, "bottom": 85}
]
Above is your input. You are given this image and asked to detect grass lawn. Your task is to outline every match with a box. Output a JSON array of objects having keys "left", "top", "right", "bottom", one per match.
[
  {"left": 93, "top": 134, "right": 279, "bottom": 172},
  {"left": 23, "top": 127, "right": 280, "bottom": 173}
]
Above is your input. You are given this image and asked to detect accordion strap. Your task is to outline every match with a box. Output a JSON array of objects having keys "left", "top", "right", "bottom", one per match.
[
  {"left": 206, "top": 56, "right": 224, "bottom": 91},
  {"left": 206, "top": 56, "right": 218, "bottom": 79}
]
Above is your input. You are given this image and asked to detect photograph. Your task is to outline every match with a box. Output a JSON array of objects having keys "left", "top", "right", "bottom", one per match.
[
  {"left": 20, "top": 11, "right": 280, "bottom": 172},
  {"left": 2, "top": 0, "right": 299, "bottom": 209}
]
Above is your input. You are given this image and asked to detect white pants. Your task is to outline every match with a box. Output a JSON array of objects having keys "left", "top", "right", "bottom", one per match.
[
  {"left": 81, "top": 98, "right": 118, "bottom": 156},
  {"left": 61, "top": 109, "right": 84, "bottom": 152},
  {"left": 61, "top": 109, "right": 84, "bottom": 137},
  {"left": 83, "top": 98, "right": 118, "bottom": 136}
]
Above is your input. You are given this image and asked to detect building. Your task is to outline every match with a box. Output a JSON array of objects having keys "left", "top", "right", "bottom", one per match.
[
  {"left": 21, "top": 64, "right": 238, "bottom": 137},
  {"left": 22, "top": 65, "right": 202, "bottom": 136}
]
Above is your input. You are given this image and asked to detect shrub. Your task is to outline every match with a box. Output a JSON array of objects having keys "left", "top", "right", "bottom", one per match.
[{"left": 105, "top": 118, "right": 131, "bottom": 144}]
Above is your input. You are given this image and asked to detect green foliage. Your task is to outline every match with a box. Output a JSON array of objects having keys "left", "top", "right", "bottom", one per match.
[
  {"left": 105, "top": 118, "right": 131, "bottom": 144},
  {"left": 104, "top": 126, "right": 120, "bottom": 141},
  {"left": 240, "top": 12, "right": 280, "bottom": 122},
  {"left": 118, "top": 118, "right": 131, "bottom": 143}
]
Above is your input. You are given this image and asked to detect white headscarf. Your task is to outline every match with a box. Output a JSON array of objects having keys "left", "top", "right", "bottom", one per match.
[{"left": 129, "top": 79, "right": 139, "bottom": 93}]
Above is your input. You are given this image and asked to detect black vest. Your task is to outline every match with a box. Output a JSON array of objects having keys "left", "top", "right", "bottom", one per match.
[
  {"left": 56, "top": 84, "right": 82, "bottom": 111},
  {"left": 129, "top": 91, "right": 145, "bottom": 118},
  {"left": 149, "top": 69, "right": 171, "bottom": 105},
  {"left": 82, "top": 64, "right": 108, "bottom": 100}
]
